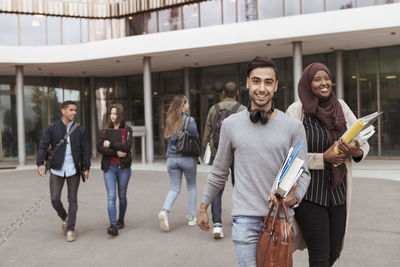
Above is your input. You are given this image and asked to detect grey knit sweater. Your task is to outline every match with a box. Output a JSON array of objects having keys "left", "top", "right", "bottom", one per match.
[{"left": 201, "top": 109, "right": 311, "bottom": 218}]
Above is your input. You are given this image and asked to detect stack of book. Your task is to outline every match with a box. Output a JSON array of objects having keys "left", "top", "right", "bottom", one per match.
[
  {"left": 272, "top": 141, "right": 305, "bottom": 198},
  {"left": 334, "top": 111, "right": 383, "bottom": 154}
]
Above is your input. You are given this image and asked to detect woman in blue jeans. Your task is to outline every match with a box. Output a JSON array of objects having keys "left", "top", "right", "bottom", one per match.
[
  {"left": 97, "top": 104, "right": 133, "bottom": 236},
  {"left": 158, "top": 95, "right": 200, "bottom": 232}
]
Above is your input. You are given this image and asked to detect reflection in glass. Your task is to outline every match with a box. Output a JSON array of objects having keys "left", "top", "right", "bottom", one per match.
[
  {"left": 202, "top": 64, "right": 238, "bottom": 92},
  {"left": 159, "top": 8, "right": 182, "bottom": 32},
  {"left": 89, "top": 19, "right": 112, "bottom": 41},
  {"left": 146, "top": 12, "right": 158, "bottom": 33},
  {"left": 127, "top": 14, "right": 145, "bottom": 35},
  {"left": 343, "top": 51, "right": 358, "bottom": 114},
  {"left": 357, "top": 0, "right": 374, "bottom": 7},
  {"left": 377, "top": 0, "right": 400, "bottom": 4},
  {"left": 20, "top": 15, "right": 46, "bottom": 46},
  {"left": 238, "top": 0, "right": 257, "bottom": 22},
  {"left": 258, "top": 0, "right": 283, "bottom": 19},
  {"left": 47, "top": 16, "right": 61, "bottom": 45},
  {"left": 326, "top": 0, "right": 355, "bottom": 10},
  {"left": 379, "top": 46, "right": 400, "bottom": 156},
  {"left": 161, "top": 70, "right": 183, "bottom": 93},
  {"left": 358, "top": 49, "right": 378, "bottom": 156},
  {"left": 200, "top": 0, "right": 222, "bottom": 27},
  {"left": 183, "top": 3, "right": 199, "bottom": 29},
  {"left": 111, "top": 18, "right": 126, "bottom": 39},
  {"left": 0, "top": 83, "right": 17, "bottom": 159},
  {"left": 223, "top": 0, "right": 236, "bottom": 24},
  {"left": 302, "top": 0, "right": 325, "bottom": 14},
  {"left": 81, "top": 19, "right": 89, "bottom": 43},
  {"left": 285, "top": 0, "right": 300, "bottom": 16},
  {"left": 0, "top": 14, "right": 18, "bottom": 45},
  {"left": 62, "top": 18, "right": 81, "bottom": 44}
]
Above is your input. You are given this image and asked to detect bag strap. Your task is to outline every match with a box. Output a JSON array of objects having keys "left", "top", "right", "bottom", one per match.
[
  {"left": 230, "top": 102, "right": 241, "bottom": 113},
  {"left": 214, "top": 103, "right": 221, "bottom": 113},
  {"left": 48, "top": 122, "right": 80, "bottom": 160},
  {"left": 182, "top": 115, "right": 191, "bottom": 132}
]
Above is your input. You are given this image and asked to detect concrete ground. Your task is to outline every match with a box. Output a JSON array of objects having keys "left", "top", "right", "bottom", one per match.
[{"left": 0, "top": 159, "right": 399, "bottom": 267}]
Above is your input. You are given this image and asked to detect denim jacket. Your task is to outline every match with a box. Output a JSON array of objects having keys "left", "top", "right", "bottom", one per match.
[{"left": 166, "top": 112, "right": 200, "bottom": 157}]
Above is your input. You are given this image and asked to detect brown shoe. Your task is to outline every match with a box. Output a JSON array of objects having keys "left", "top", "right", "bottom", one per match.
[
  {"left": 66, "top": 230, "right": 76, "bottom": 242},
  {"left": 61, "top": 220, "right": 67, "bottom": 235}
]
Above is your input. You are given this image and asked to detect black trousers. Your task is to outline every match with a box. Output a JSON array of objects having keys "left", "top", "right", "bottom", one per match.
[
  {"left": 50, "top": 173, "right": 80, "bottom": 230},
  {"left": 295, "top": 200, "right": 346, "bottom": 267}
]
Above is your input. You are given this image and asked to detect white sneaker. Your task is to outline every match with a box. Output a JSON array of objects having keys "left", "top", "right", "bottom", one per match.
[
  {"left": 66, "top": 230, "right": 76, "bottom": 242},
  {"left": 61, "top": 220, "right": 67, "bottom": 235},
  {"left": 187, "top": 215, "right": 197, "bottom": 226},
  {"left": 158, "top": 211, "right": 169, "bottom": 232},
  {"left": 212, "top": 223, "right": 224, "bottom": 239}
]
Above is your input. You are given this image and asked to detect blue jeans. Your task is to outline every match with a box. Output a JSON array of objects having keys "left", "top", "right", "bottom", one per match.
[
  {"left": 104, "top": 164, "right": 132, "bottom": 226},
  {"left": 232, "top": 216, "right": 264, "bottom": 267},
  {"left": 162, "top": 157, "right": 197, "bottom": 216}
]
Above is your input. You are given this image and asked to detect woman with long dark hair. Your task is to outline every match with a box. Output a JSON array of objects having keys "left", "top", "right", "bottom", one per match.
[
  {"left": 287, "top": 63, "right": 370, "bottom": 266},
  {"left": 97, "top": 104, "right": 133, "bottom": 236},
  {"left": 158, "top": 95, "right": 200, "bottom": 232}
]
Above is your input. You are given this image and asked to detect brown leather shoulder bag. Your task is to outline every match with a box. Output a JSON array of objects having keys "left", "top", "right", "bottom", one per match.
[{"left": 256, "top": 198, "right": 293, "bottom": 267}]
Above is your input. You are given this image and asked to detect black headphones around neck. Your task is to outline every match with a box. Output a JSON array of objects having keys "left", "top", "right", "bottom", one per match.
[{"left": 248, "top": 101, "right": 275, "bottom": 125}]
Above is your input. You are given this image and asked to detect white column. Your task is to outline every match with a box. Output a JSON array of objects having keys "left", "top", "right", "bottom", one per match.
[
  {"left": 335, "top": 50, "right": 344, "bottom": 100},
  {"left": 143, "top": 56, "right": 154, "bottom": 163},
  {"left": 293, "top": 41, "right": 303, "bottom": 102},
  {"left": 16, "top": 65, "right": 25, "bottom": 166},
  {"left": 90, "top": 77, "right": 97, "bottom": 158}
]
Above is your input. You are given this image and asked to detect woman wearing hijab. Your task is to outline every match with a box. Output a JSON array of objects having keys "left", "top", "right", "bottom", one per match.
[{"left": 287, "top": 63, "right": 369, "bottom": 266}]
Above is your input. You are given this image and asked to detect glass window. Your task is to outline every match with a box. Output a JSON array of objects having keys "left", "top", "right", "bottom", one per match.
[
  {"left": 223, "top": 0, "right": 237, "bottom": 24},
  {"left": 112, "top": 18, "right": 126, "bottom": 39},
  {"left": 202, "top": 64, "right": 238, "bottom": 92},
  {"left": 183, "top": 3, "right": 199, "bottom": 29},
  {"left": 88, "top": 19, "right": 112, "bottom": 41},
  {"left": 146, "top": 12, "right": 158, "bottom": 33},
  {"left": 200, "top": 0, "right": 222, "bottom": 27},
  {"left": 379, "top": 46, "right": 400, "bottom": 156},
  {"left": 326, "top": 0, "right": 355, "bottom": 10},
  {"left": 258, "top": 0, "right": 283, "bottom": 19},
  {"left": 47, "top": 16, "right": 61, "bottom": 45},
  {"left": 159, "top": 8, "right": 182, "bottom": 32},
  {"left": 238, "top": 0, "right": 257, "bottom": 22},
  {"left": 0, "top": 82, "right": 17, "bottom": 159},
  {"left": 358, "top": 49, "right": 378, "bottom": 156},
  {"left": 127, "top": 14, "right": 145, "bottom": 36},
  {"left": 357, "top": 0, "right": 375, "bottom": 7},
  {"left": 377, "top": 0, "right": 400, "bottom": 4},
  {"left": 161, "top": 70, "right": 183, "bottom": 94},
  {"left": 343, "top": 51, "right": 358, "bottom": 115},
  {"left": 81, "top": 19, "right": 89, "bottom": 42},
  {"left": 285, "top": 0, "right": 301, "bottom": 16},
  {"left": 20, "top": 15, "right": 46, "bottom": 46},
  {"left": 302, "top": 0, "right": 325, "bottom": 14},
  {"left": 0, "top": 14, "right": 18, "bottom": 45},
  {"left": 62, "top": 18, "right": 81, "bottom": 44}
]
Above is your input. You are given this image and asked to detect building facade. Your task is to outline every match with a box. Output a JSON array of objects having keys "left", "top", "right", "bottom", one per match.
[{"left": 0, "top": 0, "right": 399, "bottom": 164}]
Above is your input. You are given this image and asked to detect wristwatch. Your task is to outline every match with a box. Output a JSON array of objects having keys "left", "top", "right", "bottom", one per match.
[{"left": 290, "top": 196, "right": 300, "bottom": 209}]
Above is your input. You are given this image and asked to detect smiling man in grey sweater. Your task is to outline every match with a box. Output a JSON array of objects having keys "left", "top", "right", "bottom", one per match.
[{"left": 197, "top": 56, "right": 310, "bottom": 267}]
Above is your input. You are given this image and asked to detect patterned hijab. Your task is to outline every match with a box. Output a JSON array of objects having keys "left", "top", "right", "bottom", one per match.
[{"left": 298, "top": 62, "right": 347, "bottom": 188}]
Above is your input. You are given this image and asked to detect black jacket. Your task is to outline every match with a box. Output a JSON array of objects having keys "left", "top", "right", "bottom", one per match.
[
  {"left": 97, "top": 126, "right": 133, "bottom": 172},
  {"left": 36, "top": 120, "right": 91, "bottom": 172}
]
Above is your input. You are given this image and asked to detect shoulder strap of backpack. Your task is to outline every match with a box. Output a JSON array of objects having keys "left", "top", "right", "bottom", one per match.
[
  {"left": 214, "top": 103, "right": 221, "bottom": 113},
  {"left": 230, "top": 102, "right": 241, "bottom": 113},
  {"left": 49, "top": 122, "right": 80, "bottom": 159}
]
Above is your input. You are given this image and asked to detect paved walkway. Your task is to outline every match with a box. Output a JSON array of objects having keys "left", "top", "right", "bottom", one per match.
[{"left": 0, "top": 160, "right": 399, "bottom": 266}]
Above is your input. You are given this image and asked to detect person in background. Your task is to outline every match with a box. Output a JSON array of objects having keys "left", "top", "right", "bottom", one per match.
[
  {"left": 158, "top": 95, "right": 200, "bottom": 232},
  {"left": 202, "top": 81, "right": 246, "bottom": 239},
  {"left": 286, "top": 62, "right": 370, "bottom": 266},
  {"left": 97, "top": 104, "right": 133, "bottom": 237},
  {"left": 37, "top": 100, "right": 91, "bottom": 242}
]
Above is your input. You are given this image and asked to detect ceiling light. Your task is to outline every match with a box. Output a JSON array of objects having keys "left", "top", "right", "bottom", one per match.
[
  {"left": 164, "top": 22, "right": 169, "bottom": 26},
  {"left": 359, "top": 78, "right": 368, "bottom": 81},
  {"left": 153, "top": 92, "right": 158, "bottom": 95},
  {"left": 386, "top": 75, "right": 397, "bottom": 79},
  {"left": 192, "top": 13, "right": 198, "bottom": 17},
  {"left": 183, "top": 5, "right": 189, "bottom": 8},
  {"left": 38, "top": 67, "right": 42, "bottom": 71},
  {"left": 390, "top": 32, "right": 396, "bottom": 35},
  {"left": 266, "top": 43, "right": 271, "bottom": 46},
  {"left": 116, "top": 60, "right": 120, "bottom": 63},
  {"left": 351, "top": 75, "right": 356, "bottom": 79},
  {"left": 185, "top": 54, "right": 189, "bottom": 57},
  {"left": 128, "top": 16, "right": 133, "bottom": 20}
]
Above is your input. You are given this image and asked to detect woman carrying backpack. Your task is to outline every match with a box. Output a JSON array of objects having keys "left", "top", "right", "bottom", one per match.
[{"left": 158, "top": 94, "right": 200, "bottom": 232}]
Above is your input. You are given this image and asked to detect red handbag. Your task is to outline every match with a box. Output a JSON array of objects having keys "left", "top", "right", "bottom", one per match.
[{"left": 256, "top": 198, "right": 293, "bottom": 267}]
